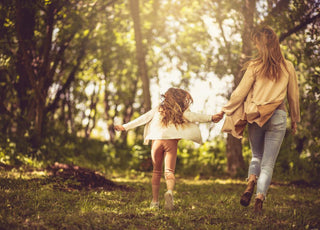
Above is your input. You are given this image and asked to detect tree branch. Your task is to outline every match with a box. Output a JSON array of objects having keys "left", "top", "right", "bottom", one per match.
[
  {"left": 44, "top": 31, "right": 76, "bottom": 90},
  {"left": 45, "top": 36, "right": 88, "bottom": 114},
  {"left": 279, "top": 13, "right": 320, "bottom": 42}
]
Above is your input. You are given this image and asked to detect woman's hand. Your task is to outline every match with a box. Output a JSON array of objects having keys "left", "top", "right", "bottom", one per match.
[
  {"left": 211, "top": 111, "right": 225, "bottom": 123},
  {"left": 291, "top": 121, "right": 297, "bottom": 135},
  {"left": 114, "top": 125, "right": 125, "bottom": 131}
]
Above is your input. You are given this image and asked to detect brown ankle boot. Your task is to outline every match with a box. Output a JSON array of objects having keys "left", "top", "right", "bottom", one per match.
[
  {"left": 240, "top": 180, "right": 256, "bottom": 207},
  {"left": 254, "top": 198, "right": 263, "bottom": 214}
]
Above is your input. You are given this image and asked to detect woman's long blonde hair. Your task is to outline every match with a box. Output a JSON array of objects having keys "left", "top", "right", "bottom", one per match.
[
  {"left": 159, "top": 88, "right": 193, "bottom": 127},
  {"left": 250, "top": 25, "right": 288, "bottom": 81}
]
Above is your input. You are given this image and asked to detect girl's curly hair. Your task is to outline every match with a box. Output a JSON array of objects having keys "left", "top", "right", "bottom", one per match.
[{"left": 159, "top": 88, "right": 193, "bottom": 127}]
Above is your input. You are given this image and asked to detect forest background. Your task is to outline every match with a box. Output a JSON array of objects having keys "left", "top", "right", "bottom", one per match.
[{"left": 0, "top": 0, "right": 319, "bottom": 185}]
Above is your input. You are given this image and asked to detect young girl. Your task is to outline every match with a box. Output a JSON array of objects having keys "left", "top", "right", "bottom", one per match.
[{"left": 114, "top": 88, "right": 223, "bottom": 210}]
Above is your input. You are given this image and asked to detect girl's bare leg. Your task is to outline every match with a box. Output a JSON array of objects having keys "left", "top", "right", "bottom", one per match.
[{"left": 151, "top": 141, "right": 164, "bottom": 203}]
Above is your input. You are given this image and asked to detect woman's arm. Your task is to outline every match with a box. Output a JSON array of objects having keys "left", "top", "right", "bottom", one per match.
[
  {"left": 222, "top": 65, "right": 255, "bottom": 115},
  {"left": 287, "top": 61, "right": 300, "bottom": 124}
]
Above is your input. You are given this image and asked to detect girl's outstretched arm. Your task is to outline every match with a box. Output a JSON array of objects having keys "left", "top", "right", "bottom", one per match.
[{"left": 114, "top": 106, "right": 158, "bottom": 132}]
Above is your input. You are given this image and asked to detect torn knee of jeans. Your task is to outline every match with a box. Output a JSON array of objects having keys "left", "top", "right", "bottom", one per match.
[
  {"left": 256, "top": 192, "right": 266, "bottom": 201},
  {"left": 246, "top": 174, "right": 258, "bottom": 182},
  {"left": 251, "top": 157, "right": 261, "bottom": 163}
]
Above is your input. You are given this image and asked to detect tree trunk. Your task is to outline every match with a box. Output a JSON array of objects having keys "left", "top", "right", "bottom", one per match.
[
  {"left": 225, "top": 0, "right": 256, "bottom": 176},
  {"left": 15, "top": 0, "right": 44, "bottom": 148},
  {"left": 226, "top": 135, "right": 245, "bottom": 175},
  {"left": 129, "top": 0, "right": 151, "bottom": 111}
]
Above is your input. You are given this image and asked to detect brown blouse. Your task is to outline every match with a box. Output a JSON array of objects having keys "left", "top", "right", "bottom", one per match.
[{"left": 221, "top": 60, "right": 300, "bottom": 138}]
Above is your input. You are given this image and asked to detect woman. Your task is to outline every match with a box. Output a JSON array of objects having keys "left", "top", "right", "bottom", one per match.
[
  {"left": 115, "top": 88, "right": 223, "bottom": 210},
  {"left": 219, "top": 26, "right": 300, "bottom": 213}
]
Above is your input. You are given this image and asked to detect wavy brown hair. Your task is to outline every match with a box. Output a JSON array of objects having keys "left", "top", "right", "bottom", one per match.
[
  {"left": 159, "top": 88, "right": 193, "bottom": 127},
  {"left": 249, "top": 25, "right": 288, "bottom": 81}
]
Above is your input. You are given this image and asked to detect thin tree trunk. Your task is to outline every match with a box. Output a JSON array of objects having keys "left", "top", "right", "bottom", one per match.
[
  {"left": 66, "top": 91, "right": 75, "bottom": 135},
  {"left": 85, "top": 83, "right": 100, "bottom": 139},
  {"left": 129, "top": 0, "right": 151, "bottom": 111}
]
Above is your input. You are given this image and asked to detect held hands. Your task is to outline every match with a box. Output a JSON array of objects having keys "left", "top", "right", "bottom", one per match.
[
  {"left": 114, "top": 125, "right": 125, "bottom": 131},
  {"left": 211, "top": 111, "right": 225, "bottom": 123}
]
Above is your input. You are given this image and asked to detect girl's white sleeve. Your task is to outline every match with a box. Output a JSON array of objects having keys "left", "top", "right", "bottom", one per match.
[
  {"left": 122, "top": 107, "right": 158, "bottom": 131},
  {"left": 183, "top": 110, "right": 212, "bottom": 123}
]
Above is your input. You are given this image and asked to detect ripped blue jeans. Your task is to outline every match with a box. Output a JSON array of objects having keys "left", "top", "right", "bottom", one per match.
[{"left": 248, "top": 109, "right": 287, "bottom": 197}]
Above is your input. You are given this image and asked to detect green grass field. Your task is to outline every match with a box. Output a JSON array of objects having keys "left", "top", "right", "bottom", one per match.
[{"left": 1, "top": 167, "right": 319, "bottom": 229}]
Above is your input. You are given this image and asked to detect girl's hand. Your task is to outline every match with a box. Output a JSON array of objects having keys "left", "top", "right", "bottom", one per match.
[
  {"left": 211, "top": 111, "right": 224, "bottom": 123},
  {"left": 114, "top": 125, "right": 125, "bottom": 131}
]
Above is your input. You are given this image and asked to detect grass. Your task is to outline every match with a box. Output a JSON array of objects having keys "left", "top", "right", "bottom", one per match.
[{"left": 0, "top": 168, "right": 320, "bottom": 230}]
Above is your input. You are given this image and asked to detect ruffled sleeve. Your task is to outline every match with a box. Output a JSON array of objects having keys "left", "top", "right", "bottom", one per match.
[
  {"left": 222, "top": 65, "right": 255, "bottom": 115},
  {"left": 123, "top": 107, "right": 158, "bottom": 131}
]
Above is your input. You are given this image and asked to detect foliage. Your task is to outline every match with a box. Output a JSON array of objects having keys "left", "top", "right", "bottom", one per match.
[
  {"left": 176, "top": 138, "right": 228, "bottom": 178},
  {"left": 0, "top": 0, "right": 102, "bottom": 151},
  {"left": 275, "top": 131, "right": 320, "bottom": 185},
  {"left": 278, "top": 10, "right": 320, "bottom": 184},
  {"left": 0, "top": 169, "right": 319, "bottom": 229},
  {"left": 0, "top": 0, "right": 319, "bottom": 182}
]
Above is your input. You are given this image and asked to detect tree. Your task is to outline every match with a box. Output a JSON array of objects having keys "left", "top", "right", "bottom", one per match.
[
  {"left": 0, "top": 0, "right": 98, "bottom": 153},
  {"left": 129, "top": 0, "right": 151, "bottom": 111}
]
